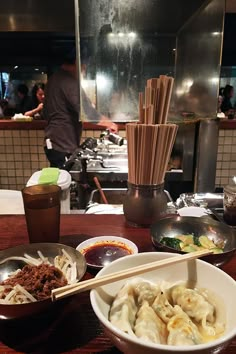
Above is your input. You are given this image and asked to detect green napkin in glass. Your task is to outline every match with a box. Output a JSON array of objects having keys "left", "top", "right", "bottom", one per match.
[{"left": 38, "top": 168, "right": 60, "bottom": 185}]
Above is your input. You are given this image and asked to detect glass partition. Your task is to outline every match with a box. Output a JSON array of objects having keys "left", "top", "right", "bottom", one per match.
[
  {"left": 78, "top": 0, "right": 184, "bottom": 122},
  {"left": 173, "top": 0, "right": 225, "bottom": 118},
  {"left": 77, "top": 0, "right": 224, "bottom": 122}
]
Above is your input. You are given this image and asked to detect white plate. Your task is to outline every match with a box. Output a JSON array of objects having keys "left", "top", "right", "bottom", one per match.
[
  {"left": 178, "top": 206, "right": 209, "bottom": 217},
  {"left": 0, "top": 190, "right": 24, "bottom": 214},
  {"left": 85, "top": 204, "right": 123, "bottom": 214},
  {"left": 76, "top": 236, "right": 138, "bottom": 269}
]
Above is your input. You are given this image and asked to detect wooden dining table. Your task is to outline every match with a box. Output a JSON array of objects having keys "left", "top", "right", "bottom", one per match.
[{"left": 0, "top": 214, "right": 235, "bottom": 354}]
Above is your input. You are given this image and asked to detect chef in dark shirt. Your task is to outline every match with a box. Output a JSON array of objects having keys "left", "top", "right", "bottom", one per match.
[
  {"left": 43, "top": 49, "right": 117, "bottom": 168},
  {"left": 15, "top": 84, "right": 32, "bottom": 114},
  {"left": 220, "top": 85, "right": 234, "bottom": 114}
]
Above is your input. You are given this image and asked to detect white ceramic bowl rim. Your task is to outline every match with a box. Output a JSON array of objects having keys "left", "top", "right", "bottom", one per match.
[{"left": 90, "top": 252, "right": 236, "bottom": 352}]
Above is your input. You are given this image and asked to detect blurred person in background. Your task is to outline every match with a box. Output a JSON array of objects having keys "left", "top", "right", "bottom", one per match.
[
  {"left": 218, "top": 87, "right": 224, "bottom": 112},
  {"left": 15, "top": 83, "right": 32, "bottom": 114},
  {"left": 43, "top": 45, "right": 118, "bottom": 168},
  {"left": 217, "top": 87, "right": 225, "bottom": 116},
  {"left": 0, "top": 99, "right": 15, "bottom": 117},
  {"left": 0, "top": 100, "right": 5, "bottom": 117},
  {"left": 25, "top": 83, "right": 45, "bottom": 118},
  {"left": 219, "top": 87, "right": 225, "bottom": 98},
  {"left": 220, "top": 84, "right": 234, "bottom": 115}
]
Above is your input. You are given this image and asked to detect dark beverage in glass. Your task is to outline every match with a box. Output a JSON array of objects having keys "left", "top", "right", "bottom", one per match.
[
  {"left": 223, "top": 184, "right": 236, "bottom": 226},
  {"left": 223, "top": 207, "right": 236, "bottom": 226},
  {"left": 22, "top": 185, "right": 61, "bottom": 243}
]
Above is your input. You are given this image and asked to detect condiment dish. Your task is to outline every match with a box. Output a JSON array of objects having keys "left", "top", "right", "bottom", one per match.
[{"left": 76, "top": 236, "right": 138, "bottom": 268}]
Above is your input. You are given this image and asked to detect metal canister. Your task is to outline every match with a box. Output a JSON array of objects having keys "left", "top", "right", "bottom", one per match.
[{"left": 108, "top": 132, "right": 124, "bottom": 146}]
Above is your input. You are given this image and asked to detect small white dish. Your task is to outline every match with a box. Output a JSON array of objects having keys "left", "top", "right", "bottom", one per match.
[
  {"left": 85, "top": 204, "right": 123, "bottom": 215},
  {"left": 178, "top": 206, "right": 209, "bottom": 217},
  {"left": 76, "top": 236, "right": 138, "bottom": 269}
]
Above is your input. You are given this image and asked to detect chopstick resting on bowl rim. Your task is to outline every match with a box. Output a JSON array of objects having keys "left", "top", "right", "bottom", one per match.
[{"left": 51, "top": 249, "right": 212, "bottom": 302}]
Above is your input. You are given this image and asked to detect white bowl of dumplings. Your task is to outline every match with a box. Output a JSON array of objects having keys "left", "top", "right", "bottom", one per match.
[{"left": 90, "top": 252, "right": 236, "bottom": 354}]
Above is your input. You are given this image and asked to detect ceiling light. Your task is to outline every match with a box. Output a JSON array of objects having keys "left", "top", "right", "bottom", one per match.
[
  {"left": 128, "top": 32, "right": 137, "bottom": 38},
  {"left": 210, "top": 77, "right": 219, "bottom": 84},
  {"left": 96, "top": 73, "right": 112, "bottom": 92}
]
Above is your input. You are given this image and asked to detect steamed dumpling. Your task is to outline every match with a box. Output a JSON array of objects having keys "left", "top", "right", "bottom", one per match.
[
  {"left": 170, "top": 284, "right": 215, "bottom": 323},
  {"left": 135, "top": 301, "right": 167, "bottom": 344},
  {"left": 152, "top": 290, "right": 175, "bottom": 323},
  {"left": 198, "top": 288, "right": 226, "bottom": 337},
  {"left": 167, "top": 306, "right": 203, "bottom": 346},
  {"left": 132, "top": 279, "right": 160, "bottom": 306},
  {"left": 109, "top": 282, "right": 137, "bottom": 336},
  {"left": 170, "top": 284, "right": 216, "bottom": 336},
  {"left": 109, "top": 279, "right": 225, "bottom": 346}
]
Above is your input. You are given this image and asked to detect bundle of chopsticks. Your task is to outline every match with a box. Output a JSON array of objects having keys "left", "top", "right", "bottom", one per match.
[
  {"left": 139, "top": 76, "right": 174, "bottom": 125},
  {"left": 126, "top": 75, "right": 178, "bottom": 185}
]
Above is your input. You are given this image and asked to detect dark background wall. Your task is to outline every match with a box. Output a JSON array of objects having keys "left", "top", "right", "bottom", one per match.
[
  {"left": 222, "top": 13, "right": 236, "bottom": 66},
  {"left": 0, "top": 8, "right": 235, "bottom": 70}
]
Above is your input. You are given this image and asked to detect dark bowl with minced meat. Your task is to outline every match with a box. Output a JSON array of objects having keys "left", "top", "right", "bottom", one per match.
[
  {"left": 0, "top": 243, "right": 86, "bottom": 320},
  {"left": 150, "top": 216, "right": 236, "bottom": 267}
]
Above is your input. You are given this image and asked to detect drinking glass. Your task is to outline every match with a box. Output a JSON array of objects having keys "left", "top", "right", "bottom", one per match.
[
  {"left": 22, "top": 185, "right": 61, "bottom": 243},
  {"left": 223, "top": 184, "right": 236, "bottom": 226}
]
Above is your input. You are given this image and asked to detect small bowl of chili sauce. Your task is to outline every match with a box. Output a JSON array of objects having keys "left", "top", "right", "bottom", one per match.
[{"left": 76, "top": 236, "right": 138, "bottom": 268}]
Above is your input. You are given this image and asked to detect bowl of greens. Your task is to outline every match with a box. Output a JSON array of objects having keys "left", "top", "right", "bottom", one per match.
[{"left": 150, "top": 216, "right": 236, "bottom": 267}]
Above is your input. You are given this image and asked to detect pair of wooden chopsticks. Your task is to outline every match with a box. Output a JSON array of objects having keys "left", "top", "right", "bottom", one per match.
[{"left": 51, "top": 249, "right": 212, "bottom": 302}]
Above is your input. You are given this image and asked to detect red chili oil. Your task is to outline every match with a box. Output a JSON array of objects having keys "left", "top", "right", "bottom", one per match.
[{"left": 81, "top": 241, "right": 133, "bottom": 267}]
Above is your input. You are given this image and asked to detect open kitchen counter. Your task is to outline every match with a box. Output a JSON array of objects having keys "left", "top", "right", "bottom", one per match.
[
  {"left": 0, "top": 120, "right": 126, "bottom": 192},
  {"left": 0, "top": 116, "right": 236, "bottom": 200},
  {"left": 0, "top": 119, "right": 126, "bottom": 131},
  {"left": 219, "top": 119, "right": 236, "bottom": 129}
]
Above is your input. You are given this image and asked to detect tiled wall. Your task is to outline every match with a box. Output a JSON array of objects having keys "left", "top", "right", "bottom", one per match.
[
  {"left": 0, "top": 129, "right": 127, "bottom": 191},
  {"left": 215, "top": 129, "right": 236, "bottom": 188},
  {"left": 0, "top": 130, "right": 48, "bottom": 190}
]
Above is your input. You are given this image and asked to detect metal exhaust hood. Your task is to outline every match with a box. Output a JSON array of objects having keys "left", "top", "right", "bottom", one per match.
[{"left": 0, "top": 0, "right": 75, "bottom": 32}]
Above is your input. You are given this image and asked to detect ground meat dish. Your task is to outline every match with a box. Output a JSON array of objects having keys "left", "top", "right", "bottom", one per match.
[{"left": 1, "top": 264, "right": 67, "bottom": 301}]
